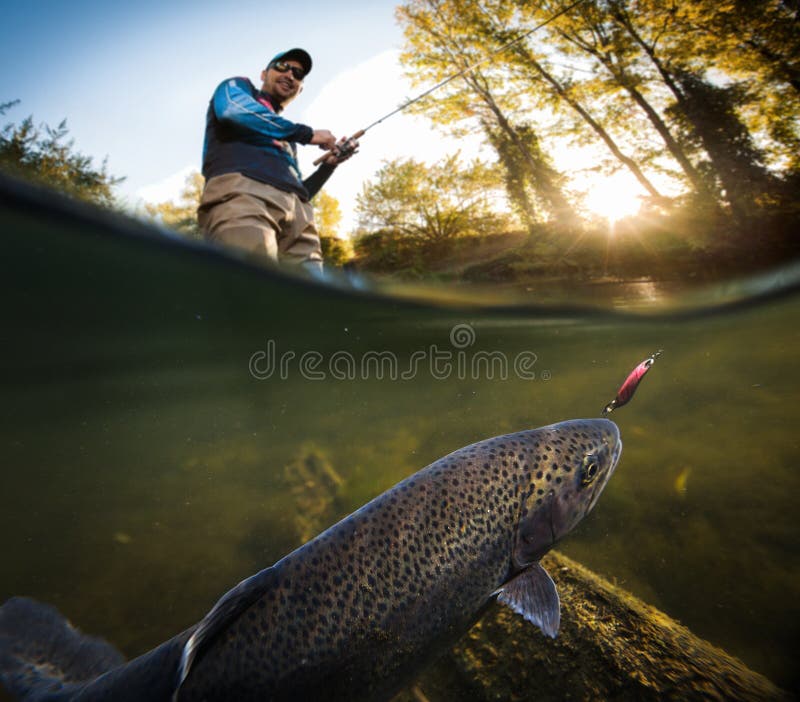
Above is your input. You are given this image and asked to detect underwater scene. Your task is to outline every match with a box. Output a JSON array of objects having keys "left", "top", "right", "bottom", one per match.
[{"left": 1, "top": 182, "right": 798, "bottom": 700}]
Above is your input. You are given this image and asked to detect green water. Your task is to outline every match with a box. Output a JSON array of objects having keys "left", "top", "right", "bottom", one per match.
[{"left": 1, "top": 185, "right": 799, "bottom": 697}]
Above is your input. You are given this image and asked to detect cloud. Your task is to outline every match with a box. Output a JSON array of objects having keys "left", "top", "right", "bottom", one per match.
[
  {"left": 135, "top": 164, "right": 197, "bottom": 205},
  {"left": 297, "top": 50, "right": 487, "bottom": 234}
]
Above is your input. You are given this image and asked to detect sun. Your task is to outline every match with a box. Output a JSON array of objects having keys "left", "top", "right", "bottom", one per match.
[{"left": 582, "top": 174, "right": 644, "bottom": 223}]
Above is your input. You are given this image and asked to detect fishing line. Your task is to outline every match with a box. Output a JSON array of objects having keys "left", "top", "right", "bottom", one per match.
[{"left": 315, "top": 0, "right": 589, "bottom": 164}]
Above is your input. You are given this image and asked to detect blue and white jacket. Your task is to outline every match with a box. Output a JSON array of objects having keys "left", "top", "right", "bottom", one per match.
[{"left": 201, "top": 77, "right": 333, "bottom": 201}]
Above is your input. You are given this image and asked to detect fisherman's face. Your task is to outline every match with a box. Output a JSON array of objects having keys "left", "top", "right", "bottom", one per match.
[{"left": 261, "top": 59, "right": 304, "bottom": 106}]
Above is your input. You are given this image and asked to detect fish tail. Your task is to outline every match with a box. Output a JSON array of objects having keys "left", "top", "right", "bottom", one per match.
[{"left": 0, "top": 597, "right": 125, "bottom": 701}]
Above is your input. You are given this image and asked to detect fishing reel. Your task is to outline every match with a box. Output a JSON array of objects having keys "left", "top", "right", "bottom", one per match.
[
  {"left": 313, "top": 130, "right": 364, "bottom": 166},
  {"left": 331, "top": 137, "right": 359, "bottom": 164}
]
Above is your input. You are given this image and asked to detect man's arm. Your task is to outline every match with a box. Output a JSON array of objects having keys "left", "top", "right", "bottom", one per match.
[
  {"left": 212, "top": 77, "right": 314, "bottom": 143},
  {"left": 303, "top": 136, "right": 360, "bottom": 199},
  {"left": 303, "top": 163, "right": 337, "bottom": 200}
]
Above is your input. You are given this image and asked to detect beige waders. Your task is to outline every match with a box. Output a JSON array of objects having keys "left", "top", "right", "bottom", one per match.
[{"left": 198, "top": 173, "right": 323, "bottom": 270}]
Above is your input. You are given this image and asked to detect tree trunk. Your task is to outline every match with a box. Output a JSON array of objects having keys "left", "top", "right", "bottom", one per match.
[
  {"left": 465, "top": 71, "right": 577, "bottom": 229},
  {"left": 608, "top": 2, "right": 781, "bottom": 216},
  {"left": 510, "top": 42, "right": 667, "bottom": 200},
  {"left": 672, "top": 70, "right": 781, "bottom": 217},
  {"left": 554, "top": 23, "right": 707, "bottom": 194},
  {"left": 402, "top": 4, "right": 576, "bottom": 229},
  {"left": 483, "top": 119, "right": 541, "bottom": 232}
]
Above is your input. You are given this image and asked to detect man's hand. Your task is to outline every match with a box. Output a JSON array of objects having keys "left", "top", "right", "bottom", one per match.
[
  {"left": 311, "top": 130, "right": 337, "bottom": 150},
  {"left": 322, "top": 136, "right": 360, "bottom": 166}
]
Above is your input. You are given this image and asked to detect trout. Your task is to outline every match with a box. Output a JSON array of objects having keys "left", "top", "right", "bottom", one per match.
[{"left": 0, "top": 418, "right": 621, "bottom": 701}]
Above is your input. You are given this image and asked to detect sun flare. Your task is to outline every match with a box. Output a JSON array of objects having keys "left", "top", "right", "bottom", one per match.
[{"left": 583, "top": 175, "right": 644, "bottom": 223}]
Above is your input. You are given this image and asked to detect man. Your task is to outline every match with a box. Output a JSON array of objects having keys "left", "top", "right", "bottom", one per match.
[{"left": 198, "top": 48, "right": 357, "bottom": 270}]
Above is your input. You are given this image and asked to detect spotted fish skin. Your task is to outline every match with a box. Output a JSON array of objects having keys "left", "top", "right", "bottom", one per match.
[
  {"left": 177, "top": 418, "right": 621, "bottom": 702},
  {"left": 0, "top": 419, "right": 621, "bottom": 702}
]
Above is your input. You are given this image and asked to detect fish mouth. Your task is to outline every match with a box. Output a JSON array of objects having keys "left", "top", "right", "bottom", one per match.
[
  {"left": 607, "top": 434, "right": 622, "bottom": 480},
  {"left": 612, "top": 437, "right": 623, "bottom": 470}
]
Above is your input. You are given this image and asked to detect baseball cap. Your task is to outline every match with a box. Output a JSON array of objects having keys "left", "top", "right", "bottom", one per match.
[{"left": 268, "top": 48, "right": 312, "bottom": 76}]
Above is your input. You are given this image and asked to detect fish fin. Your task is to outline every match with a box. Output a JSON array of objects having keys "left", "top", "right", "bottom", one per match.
[
  {"left": 0, "top": 596, "right": 125, "bottom": 701},
  {"left": 513, "top": 491, "right": 555, "bottom": 566},
  {"left": 496, "top": 562, "right": 560, "bottom": 638},
  {"left": 177, "top": 565, "right": 278, "bottom": 693}
]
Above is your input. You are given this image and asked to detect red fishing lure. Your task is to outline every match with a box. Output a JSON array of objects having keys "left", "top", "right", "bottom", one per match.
[{"left": 602, "top": 350, "right": 662, "bottom": 415}]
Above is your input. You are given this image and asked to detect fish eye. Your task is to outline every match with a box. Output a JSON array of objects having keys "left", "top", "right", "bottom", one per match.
[{"left": 581, "top": 455, "right": 599, "bottom": 486}]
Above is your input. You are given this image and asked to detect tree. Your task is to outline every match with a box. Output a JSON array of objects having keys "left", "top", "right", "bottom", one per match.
[
  {"left": 144, "top": 171, "right": 204, "bottom": 239},
  {"left": 598, "top": 0, "right": 784, "bottom": 214},
  {"left": 666, "top": 70, "right": 782, "bottom": 216},
  {"left": 313, "top": 190, "right": 343, "bottom": 238},
  {"left": 312, "top": 191, "right": 352, "bottom": 266},
  {"left": 685, "top": 0, "right": 800, "bottom": 173},
  {"left": 0, "top": 101, "right": 123, "bottom": 207},
  {"left": 398, "top": 0, "right": 798, "bottom": 223},
  {"left": 398, "top": 0, "right": 578, "bottom": 230},
  {"left": 356, "top": 154, "right": 511, "bottom": 251},
  {"left": 484, "top": 121, "right": 542, "bottom": 231},
  {"left": 537, "top": 1, "right": 704, "bottom": 195}
]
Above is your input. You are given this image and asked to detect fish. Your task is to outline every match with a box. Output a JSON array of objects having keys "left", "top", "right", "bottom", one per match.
[
  {"left": 0, "top": 418, "right": 621, "bottom": 702},
  {"left": 602, "top": 350, "right": 662, "bottom": 415}
]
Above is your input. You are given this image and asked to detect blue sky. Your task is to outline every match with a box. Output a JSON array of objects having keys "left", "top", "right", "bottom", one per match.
[{"left": 1, "top": 1, "right": 650, "bottom": 229}]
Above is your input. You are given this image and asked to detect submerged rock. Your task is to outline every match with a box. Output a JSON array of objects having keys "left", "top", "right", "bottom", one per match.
[
  {"left": 283, "top": 445, "right": 345, "bottom": 543},
  {"left": 398, "top": 551, "right": 790, "bottom": 701}
]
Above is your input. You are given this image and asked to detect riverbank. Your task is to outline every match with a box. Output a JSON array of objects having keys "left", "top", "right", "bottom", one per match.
[{"left": 349, "top": 206, "right": 800, "bottom": 290}]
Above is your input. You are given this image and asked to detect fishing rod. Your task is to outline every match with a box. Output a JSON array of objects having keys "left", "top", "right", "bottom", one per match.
[{"left": 314, "top": 0, "right": 589, "bottom": 165}]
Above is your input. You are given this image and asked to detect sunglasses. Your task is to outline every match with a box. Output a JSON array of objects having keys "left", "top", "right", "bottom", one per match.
[{"left": 270, "top": 60, "right": 305, "bottom": 81}]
